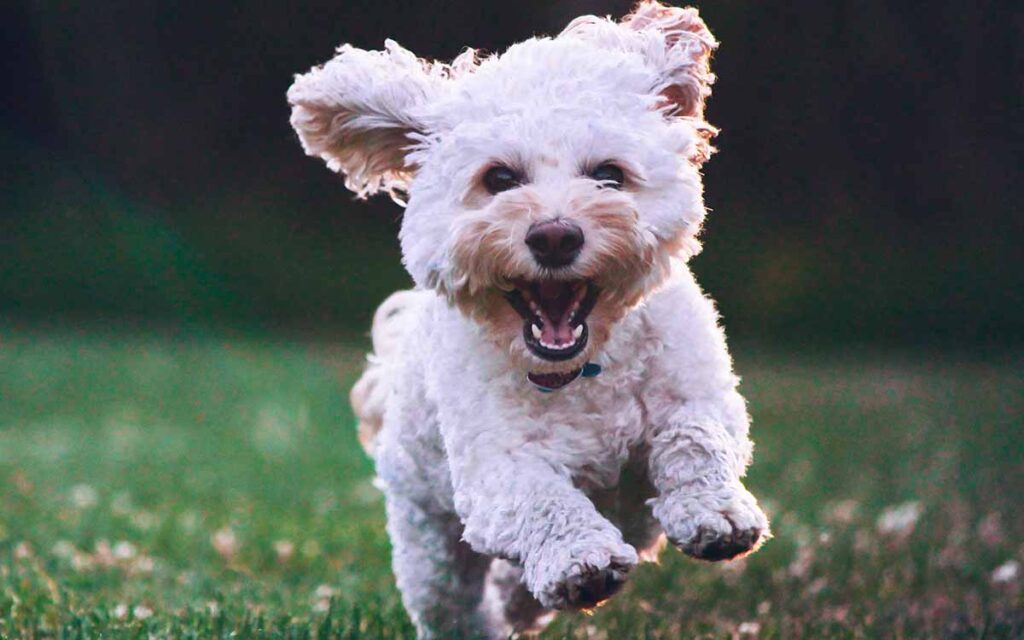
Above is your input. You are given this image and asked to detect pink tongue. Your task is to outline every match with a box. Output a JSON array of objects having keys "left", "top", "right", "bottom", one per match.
[
  {"left": 535, "top": 282, "right": 575, "bottom": 346},
  {"left": 540, "top": 316, "right": 574, "bottom": 345}
]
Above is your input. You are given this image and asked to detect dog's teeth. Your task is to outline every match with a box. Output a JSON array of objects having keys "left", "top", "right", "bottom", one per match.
[
  {"left": 573, "top": 325, "right": 584, "bottom": 339},
  {"left": 531, "top": 324, "right": 542, "bottom": 340},
  {"left": 568, "top": 302, "right": 580, "bottom": 322}
]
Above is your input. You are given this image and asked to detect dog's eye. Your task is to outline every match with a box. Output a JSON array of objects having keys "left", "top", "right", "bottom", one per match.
[
  {"left": 483, "top": 166, "right": 521, "bottom": 194},
  {"left": 589, "top": 163, "right": 625, "bottom": 189}
]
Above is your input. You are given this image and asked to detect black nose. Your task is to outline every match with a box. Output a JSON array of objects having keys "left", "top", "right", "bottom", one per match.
[{"left": 525, "top": 220, "right": 584, "bottom": 268}]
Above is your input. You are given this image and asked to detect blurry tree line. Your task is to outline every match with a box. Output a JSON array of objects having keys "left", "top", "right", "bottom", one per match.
[{"left": 1, "top": 1, "right": 1020, "bottom": 345}]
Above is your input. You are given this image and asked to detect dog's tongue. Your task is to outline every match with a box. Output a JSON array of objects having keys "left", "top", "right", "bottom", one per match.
[{"left": 535, "top": 282, "right": 576, "bottom": 346}]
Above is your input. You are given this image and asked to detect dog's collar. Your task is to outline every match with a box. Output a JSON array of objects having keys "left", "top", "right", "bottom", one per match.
[{"left": 528, "top": 362, "right": 602, "bottom": 393}]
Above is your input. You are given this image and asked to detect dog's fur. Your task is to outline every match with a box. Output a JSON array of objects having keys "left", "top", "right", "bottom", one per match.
[{"left": 288, "top": 3, "right": 769, "bottom": 637}]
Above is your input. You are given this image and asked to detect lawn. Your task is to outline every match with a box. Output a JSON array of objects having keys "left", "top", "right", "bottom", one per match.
[{"left": 0, "top": 330, "right": 1021, "bottom": 638}]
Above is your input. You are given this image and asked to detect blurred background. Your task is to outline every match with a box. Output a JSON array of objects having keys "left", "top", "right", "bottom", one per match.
[
  {"left": 3, "top": 0, "right": 1021, "bottom": 345},
  {"left": 1, "top": 1, "right": 1022, "bottom": 637}
]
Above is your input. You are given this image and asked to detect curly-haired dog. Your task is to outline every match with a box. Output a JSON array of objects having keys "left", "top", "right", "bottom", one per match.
[{"left": 288, "top": 2, "right": 769, "bottom": 637}]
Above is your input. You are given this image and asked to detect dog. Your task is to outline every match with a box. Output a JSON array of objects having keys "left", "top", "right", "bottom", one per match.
[{"left": 288, "top": 3, "right": 769, "bottom": 637}]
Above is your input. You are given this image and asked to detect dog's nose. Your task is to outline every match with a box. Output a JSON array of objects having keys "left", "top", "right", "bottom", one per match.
[{"left": 525, "top": 220, "right": 584, "bottom": 268}]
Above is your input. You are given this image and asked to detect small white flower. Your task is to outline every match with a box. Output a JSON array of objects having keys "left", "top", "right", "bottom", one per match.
[
  {"left": 274, "top": 540, "right": 295, "bottom": 564},
  {"left": 113, "top": 541, "right": 138, "bottom": 561},
  {"left": 738, "top": 621, "right": 761, "bottom": 637},
  {"left": 133, "top": 605, "right": 153, "bottom": 620},
  {"left": 130, "top": 511, "right": 160, "bottom": 532},
  {"left": 787, "top": 546, "right": 815, "bottom": 579},
  {"left": 72, "top": 552, "right": 95, "bottom": 572},
  {"left": 212, "top": 527, "right": 239, "bottom": 561},
  {"left": 94, "top": 539, "right": 115, "bottom": 567},
  {"left": 113, "top": 603, "right": 129, "bottom": 619},
  {"left": 312, "top": 599, "right": 331, "bottom": 613},
  {"left": 70, "top": 484, "right": 99, "bottom": 509},
  {"left": 313, "top": 585, "right": 338, "bottom": 614},
  {"left": 992, "top": 560, "right": 1020, "bottom": 584},
  {"left": 824, "top": 499, "right": 859, "bottom": 524},
  {"left": 132, "top": 555, "right": 155, "bottom": 574},
  {"left": 52, "top": 540, "right": 76, "bottom": 559},
  {"left": 876, "top": 501, "right": 923, "bottom": 537}
]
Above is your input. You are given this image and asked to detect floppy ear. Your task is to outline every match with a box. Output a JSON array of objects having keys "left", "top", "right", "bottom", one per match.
[
  {"left": 288, "top": 40, "right": 444, "bottom": 200},
  {"left": 561, "top": 2, "right": 718, "bottom": 161},
  {"left": 619, "top": 2, "right": 717, "bottom": 121}
]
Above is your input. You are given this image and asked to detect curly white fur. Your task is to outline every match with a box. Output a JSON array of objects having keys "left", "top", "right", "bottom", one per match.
[{"left": 290, "top": 3, "right": 769, "bottom": 638}]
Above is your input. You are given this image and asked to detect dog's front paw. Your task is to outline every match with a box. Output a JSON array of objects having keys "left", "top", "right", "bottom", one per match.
[
  {"left": 654, "top": 484, "right": 770, "bottom": 562},
  {"left": 530, "top": 539, "right": 638, "bottom": 610},
  {"left": 681, "top": 519, "right": 764, "bottom": 561}
]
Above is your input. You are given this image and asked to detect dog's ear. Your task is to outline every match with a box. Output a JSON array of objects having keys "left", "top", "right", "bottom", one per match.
[
  {"left": 561, "top": 2, "right": 718, "bottom": 161},
  {"left": 619, "top": 2, "right": 717, "bottom": 121},
  {"left": 288, "top": 40, "right": 444, "bottom": 200}
]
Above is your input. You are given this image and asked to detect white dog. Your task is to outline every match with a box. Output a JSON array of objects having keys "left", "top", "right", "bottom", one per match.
[{"left": 288, "top": 3, "right": 769, "bottom": 637}]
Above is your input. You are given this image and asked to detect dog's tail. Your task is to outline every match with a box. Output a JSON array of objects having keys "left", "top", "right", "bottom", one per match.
[{"left": 349, "top": 289, "right": 425, "bottom": 455}]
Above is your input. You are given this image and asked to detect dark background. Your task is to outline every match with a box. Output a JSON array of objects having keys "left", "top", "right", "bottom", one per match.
[{"left": 3, "top": 1, "right": 1021, "bottom": 346}]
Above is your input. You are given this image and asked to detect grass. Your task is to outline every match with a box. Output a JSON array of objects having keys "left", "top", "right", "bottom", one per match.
[{"left": 0, "top": 330, "right": 1021, "bottom": 638}]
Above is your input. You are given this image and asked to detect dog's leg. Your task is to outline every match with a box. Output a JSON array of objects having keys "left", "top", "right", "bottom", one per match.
[
  {"left": 480, "top": 559, "right": 554, "bottom": 637},
  {"left": 384, "top": 493, "right": 492, "bottom": 639},
  {"left": 444, "top": 440, "right": 639, "bottom": 611},
  {"left": 640, "top": 270, "right": 770, "bottom": 561},
  {"left": 644, "top": 395, "right": 770, "bottom": 561}
]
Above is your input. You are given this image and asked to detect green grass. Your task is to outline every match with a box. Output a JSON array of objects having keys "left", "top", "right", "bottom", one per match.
[{"left": 0, "top": 331, "right": 1021, "bottom": 638}]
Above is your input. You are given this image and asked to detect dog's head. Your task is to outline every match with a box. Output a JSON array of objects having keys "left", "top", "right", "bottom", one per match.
[{"left": 289, "top": 2, "right": 718, "bottom": 382}]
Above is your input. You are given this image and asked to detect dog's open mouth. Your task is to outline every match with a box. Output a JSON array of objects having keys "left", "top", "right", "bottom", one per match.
[{"left": 504, "top": 280, "right": 600, "bottom": 362}]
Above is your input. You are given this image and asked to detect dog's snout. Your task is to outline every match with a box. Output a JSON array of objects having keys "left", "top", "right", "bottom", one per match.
[{"left": 525, "top": 220, "right": 584, "bottom": 268}]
